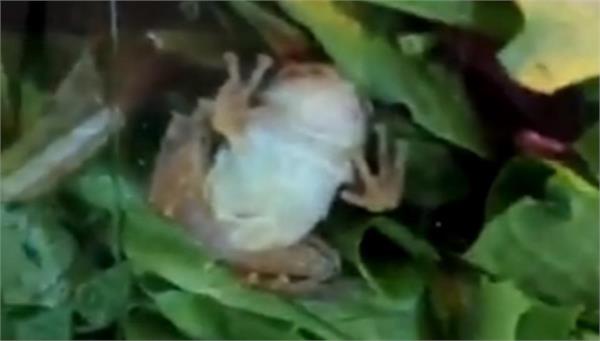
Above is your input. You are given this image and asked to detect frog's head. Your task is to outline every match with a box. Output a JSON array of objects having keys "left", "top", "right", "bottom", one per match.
[{"left": 263, "top": 63, "right": 371, "bottom": 149}]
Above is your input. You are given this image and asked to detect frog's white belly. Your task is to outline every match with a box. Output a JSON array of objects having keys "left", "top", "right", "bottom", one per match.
[{"left": 207, "top": 122, "right": 353, "bottom": 252}]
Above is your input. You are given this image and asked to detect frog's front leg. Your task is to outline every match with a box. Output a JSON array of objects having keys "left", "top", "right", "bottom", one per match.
[
  {"left": 341, "top": 124, "right": 408, "bottom": 212},
  {"left": 213, "top": 52, "right": 272, "bottom": 146},
  {"left": 230, "top": 236, "right": 340, "bottom": 294}
]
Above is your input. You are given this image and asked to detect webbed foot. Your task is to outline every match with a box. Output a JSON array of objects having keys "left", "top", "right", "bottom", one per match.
[
  {"left": 231, "top": 236, "right": 340, "bottom": 295},
  {"left": 341, "top": 124, "right": 408, "bottom": 212}
]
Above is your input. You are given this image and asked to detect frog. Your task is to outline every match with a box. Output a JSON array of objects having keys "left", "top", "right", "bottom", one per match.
[{"left": 148, "top": 52, "right": 407, "bottom": 294}]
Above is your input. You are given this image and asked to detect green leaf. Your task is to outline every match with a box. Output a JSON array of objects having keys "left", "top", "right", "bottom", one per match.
[
  {"left": 404, "top": 140, "right": 469, "bottom": 207},
  {"left": 484, "top": 157, "right": 554, "bottom": 220},
  {"left": 335, "top": 216, "right": 439, "bottom": 263},
  {"left": 1, "top": 32, "right": 85, "bottom": 147},
  {"left": 328, "top": 215, "right": 437, "bottom": 295},
  {"left": 12, "top": 306, "right": 72, "bottom": 340},
  {"left": 465, "top": 279, "right": 532, "bottom": 340},
  {"left": 1, "top": 48, "right": 104, "bottom": 177},
  {"left": 1, "top": 32, "right": 26, "bottom": 81},
  {"left": 0, "top": 32, "right": 85, "bottom": 88},
  {"left": 280, "top": 0, "right": 489, "bottom": 158},
  {"left": 68, "top": 164, "right": 144, "bottom": 210},
  {"left": 499, "top": 0, "right": 600, "bottom": 94},
  {"left": 146, "top": 30, "right": 236, "bottom": 70},
  {"left": 300, "top": 283, "right": 424, "bottom": 340},
  {"left": 1, "top": 204, "right": 76, "bottom": 307},
  {"left": 429, "top": 266, "right": 550, "bottom": 340},
  {"left": 74, "top": 262, "right": 132, "bottom": 331},
  {"left": 575, "top": 122, "right": 599, "bottom": 179},
  {"left": 428, "top": 268, "right": 576, "bottom": 340},
  {"left": 122, "top": 309, "right": 188, "bottom": 340},
  {"left": 228, "top": 1, "right": 310, "bottom": 57},
  {"left": 1, "top": 307, "right": 16, "bottom": 340},
  {"left": 153, "top": 290, "right": 302, "bottom": 340},
  {"left": 427, "top": 265, "right": 478, "bottom": 339},
  {"left": 581, "top": 78, "right": 599, "bottom": 104},
  {"left": 581, "top": 331, "right": 600, "bottom": 340},
  {"left": 467, "top": 162, "right": 599, "bottom": 309},
  {"left": 365, "top": 0, "right": 521, "bottom": 40},
  {"left": 0, "top": 63, "right": 15, "bottom": 137},
  {"left": 517, "top": 303, "right": 582, "bottom": 340},
  {"left": 381, "top": 97, "right": 472, "bottom": 207},
  {"left": 19, "top": 80, "right": 51, "bottom": 132},
  {"left": 396, "top": 32, "right": 437, "bottom": 57}
]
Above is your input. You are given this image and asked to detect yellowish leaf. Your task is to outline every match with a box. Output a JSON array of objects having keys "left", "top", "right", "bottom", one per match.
[{"left": 499, "top": 0, "right": 600, "bottom": 94}]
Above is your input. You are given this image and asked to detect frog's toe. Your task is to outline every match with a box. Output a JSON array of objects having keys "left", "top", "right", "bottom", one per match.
[
  {"left": 244, "top": 271, "right": 261, "bottom": 286},
  {"left": 223, "top": 51, "right": 241, "bottom": 81},
  {"left": 256, "top": 53, "right": 273, "bottom": 69},
  {"left": 393, "top": 139, "right": 409, "bottom": 170},
  {"left": 230, "top": 236, "right": 340, "bottom": 294},
  {"left": 247, "top": 54, "right": 274, "bottom": 92},
  {"left": 341, "top": 186, "right": 398, "bottom": 213}
]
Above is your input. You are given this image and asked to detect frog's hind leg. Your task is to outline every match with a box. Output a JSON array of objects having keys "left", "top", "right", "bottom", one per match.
[
  {"left": 149, "top": 100, "right": 214, "bottom": 219},
  {"left": 341, "top": 124, "right": 408, "bottom": 212},
  {"left": 213, "top": 52, "right": 272, "bottom": 146},
  {"left": 231, "top": 236, "right": 341, "bottom": 295}
]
